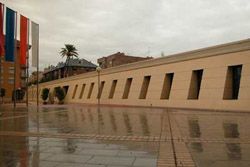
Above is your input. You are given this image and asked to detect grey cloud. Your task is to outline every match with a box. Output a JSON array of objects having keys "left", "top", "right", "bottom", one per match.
[{"left": 1, "top": 0, "right": 250, "bottom": 69}]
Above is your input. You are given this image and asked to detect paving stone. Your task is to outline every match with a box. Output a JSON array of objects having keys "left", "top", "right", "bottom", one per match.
[
  {"left": 117, "top": 150, "right": 153, "bottom": 157},
  {"left": 80, "top": 149, "right": 119, "bottom": 156},
  {"left": 37, "top": 161, "right": 59, "bottom": 167},
  {"left": 56, "top": 162, "right": 105, "bottom": 167},
  {"left": 87, "top": 156, "right": 135, "bottom": 166},
  {"left": 45, "top": 154, "right": 92, "bottom": 163},
  {"left": 77, "top": 143, "right": 106, "bottom": 149},
  {"left": 133, "top": 158, "right": 157, "bottom": 167}
]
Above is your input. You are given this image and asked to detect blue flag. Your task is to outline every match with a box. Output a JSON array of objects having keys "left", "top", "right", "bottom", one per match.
[{"left": 5, "top": 8, "right": 15, "bottom": 62}]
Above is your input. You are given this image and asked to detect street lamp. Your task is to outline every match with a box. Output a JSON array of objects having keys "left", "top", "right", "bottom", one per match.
[
  {"left": 96, "top": 66, "right": 101, "bottom": 106},
  {"left": 96, "top": 66, "right": 101, "bottom": 134}
]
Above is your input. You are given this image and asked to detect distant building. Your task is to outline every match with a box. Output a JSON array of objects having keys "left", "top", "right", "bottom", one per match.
[
  {"left": 42, "top": 58, "right": 97, "bottom": 82},
  {"left": 97, "top": 52, "right": 153, "bottom": 69},
  {"left": 28, "top": 71, "right": 43, "bottom": 85}
]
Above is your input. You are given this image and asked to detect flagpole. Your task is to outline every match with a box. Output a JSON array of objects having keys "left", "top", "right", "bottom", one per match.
[
  {"left": 0, "top": 56, "right": 1, "bottom": 104},
  {"left": 26, "top": 19, "right": 29, "bottom": 107},
  {"left": 13, "top": 11, "right": 17, "bottom": 108},
  {"left": 0, "top": 57, "right": 1, "bottom": 105},
  {"left": 36, "top": 24, "right": 39, "bottom": 108}
]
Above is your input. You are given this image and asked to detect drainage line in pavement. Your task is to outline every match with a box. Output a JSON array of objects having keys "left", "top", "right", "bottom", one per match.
[{"left": 166, "top": 109, "right": 178, "bottom": 167}]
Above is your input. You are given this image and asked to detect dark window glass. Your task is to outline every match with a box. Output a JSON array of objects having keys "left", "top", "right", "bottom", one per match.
[
  {"left": 109, "top": 80, "right": 117, "bottom": 99},
  {"left": 188, "top": 69, "right": 203, "bottom": 99},
  {"left": 161, "top": 73, "right": 174, "bottom": 99},
  {"left": 223, "top": 65, "right": 242, "bottom": 100},
  {"left": 139, "top": 76, "right": 151, "bottom": 99},
  {"left": 122, "top": 78, "right": 132, "bottom": 99}
]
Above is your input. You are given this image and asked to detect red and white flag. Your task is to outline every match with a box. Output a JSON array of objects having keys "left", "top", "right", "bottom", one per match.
[{"left": 20, "top": 15, "right": 28, "bottom": 65}]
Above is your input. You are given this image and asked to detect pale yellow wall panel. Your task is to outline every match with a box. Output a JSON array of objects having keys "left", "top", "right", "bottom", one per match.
[
  {"left": 204, "top": 67, "right": 227, "bottom": 78},
  {"left": 169, "top": 90, "right": 189, "bottom": 100},
  {"left": 239, "top": 88, "right": 250, "bottom": 100},
  {"left": 171, "top": 80, "right": 191, "bottom": 90},
  {"left": 239, "top": 76, "right": 250, "bottom": 88},
  {"left": 172, "top": 71, "right": 192, "bottom": 81},
  {"left": 200, "top": 88, "right": 224, "bottom": 100},
  {"left": 202, "top": 78, "right": 226, "bottom": 89},
  {"left": 242, "top": 63, "right": 250, "bottom": 76}
]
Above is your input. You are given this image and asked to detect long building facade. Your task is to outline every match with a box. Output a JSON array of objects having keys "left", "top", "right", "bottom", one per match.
[{"left": 29, "top": 39, "right": 250, "bottom": 112}]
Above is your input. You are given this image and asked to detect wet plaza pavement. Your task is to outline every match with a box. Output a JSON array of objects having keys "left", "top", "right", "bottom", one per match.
[{"left": 0, "top": 105, "right": 250, "bottom": 167}]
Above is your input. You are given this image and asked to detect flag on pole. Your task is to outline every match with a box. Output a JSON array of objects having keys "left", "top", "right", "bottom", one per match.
[
  {"left": 5, "top": 7, "right": 15, "bottom": 62},
  {"left": 31, "top": 21, "right": 39, "bottom": 67},
  {"left": 20, "top": 15, "right": 28, "bottom": 65},
  {"left": 0, "top": 3, "right": 4, "bottom": 57}
]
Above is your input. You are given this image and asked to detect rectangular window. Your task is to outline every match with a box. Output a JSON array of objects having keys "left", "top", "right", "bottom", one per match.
[
  {"left": 79, "top": 84, "right": 86, "bottom": 99},
  {"left": 188, "top": 69, "right": 203, "bottom": 99},
  {"left": 72, "top": 84, "right": 78, "bottom": 99},
  {"left": 122, "top": 78, "right": 133, "bottom": 99},
  {"left": 109, "top": 80, "right": 117, "bottom": 99},
  {"left": 161, "top": 73, "right": 174, "bottom": 99},
  {"left": 97, "top": 81, "right": 105, "bottom": 99},
  {"left": 139, "top": 76, "right": 151, "bottom": 99},
  {"left": 9, "top": 69, "right": 14, "bottom": 74},
  {"left": 87, "top": 82, "right": 94, "bottom": 99},
  {"left": 8, "top": 78, "right": 14, "bottom": 84},
  {"left": 223, "top": 65, "right": 242, "bottom": 100}
]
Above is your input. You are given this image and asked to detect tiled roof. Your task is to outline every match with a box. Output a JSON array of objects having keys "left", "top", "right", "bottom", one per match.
[{"left": 44, "top": 58, "right": 97, "bottom": 73}]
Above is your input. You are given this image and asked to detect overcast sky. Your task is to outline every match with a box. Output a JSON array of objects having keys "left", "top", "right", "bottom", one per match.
[{"left": 1, "top": 0, "right": 250, "bottom": 69}]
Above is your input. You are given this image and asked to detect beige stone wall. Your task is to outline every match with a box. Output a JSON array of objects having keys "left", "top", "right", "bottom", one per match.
[{"left": 29, "top": 39, "right": 250, "bottom": 112}]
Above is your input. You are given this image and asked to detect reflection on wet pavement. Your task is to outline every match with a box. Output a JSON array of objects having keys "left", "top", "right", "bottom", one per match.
[{"left": 0, "top": 105, "right": 250, "bottom": 166}]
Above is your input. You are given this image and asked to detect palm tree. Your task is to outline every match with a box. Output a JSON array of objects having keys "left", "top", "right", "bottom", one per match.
[{"left": 60, "top": 44, "right": 78, "bottom": 77}]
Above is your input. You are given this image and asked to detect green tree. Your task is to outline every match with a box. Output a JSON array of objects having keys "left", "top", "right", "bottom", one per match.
[
  {"left": 60, "top": 44, "right": 78, "bottom": 77},
  {"left": 41, "top": 88, "right": 50, "bottom": 104},
  {"left": 55, "top": 87, "right": 65, "bottom": 104}
]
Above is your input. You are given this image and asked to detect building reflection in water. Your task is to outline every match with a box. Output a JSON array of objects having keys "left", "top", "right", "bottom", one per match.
[
  {"left": 188, "top": 118, "right": 201, "bottom": 138},
  {"left": 123, "top": 112, "right": 133, "bottom": 135},
  {"left": 80, "top": 108, "right": 86, "bottom": 122},
  {"left": 97, "top": 107, "right": 104, "bottom": 134},
  {"left": 188, "top": 118, "right": 203, "bottom": 152},
  {"left": 223, "top": 122, "right": 240, "bottom": 138},
  {"left": 65, "top": 139, "right": 77, "bottom": 153},
  {"left": 28, "top": 106, "right": 163, "bottom": 137},
  {"left": 97, "top": 108, "right": 104, "bottom": 126},
  {"left": 31, "top": 139, "right": 40, "bottom": 167},
  {"left": 139, "top": 113, "right": 150, "bottom": 136},
  {"left": 109, "top": 110, "right": 117, "bottom": 132},
  {"left": 0, "top": 116, "right": 30, "bottom": 167},
  {"left": 87, "top": 108, "right": 94, "bottom": 124},
  {"left": 223, "top": 122, "right": 241, "bottom": 160},
  {"left": 190, "top": 142, "right": 203, "bottom": 153}
]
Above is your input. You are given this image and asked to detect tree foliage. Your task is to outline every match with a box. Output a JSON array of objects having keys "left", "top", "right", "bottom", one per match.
[
  {"left": 41, "top": 88, "right": 50, "bottom": 103},
  {"left": 60, "top": 44, "right": 78, "bottom": 59},
  {"left": 55, "top": 87, "right": 65, "bottom": 104},
  {"left": 60, "top": 44, "right": 79, "bottom": 78}
]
